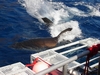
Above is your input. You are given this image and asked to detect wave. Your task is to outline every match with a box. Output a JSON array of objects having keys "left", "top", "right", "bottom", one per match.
[{"left": 18, "top": 0, "right": 100, "bottom": 44}]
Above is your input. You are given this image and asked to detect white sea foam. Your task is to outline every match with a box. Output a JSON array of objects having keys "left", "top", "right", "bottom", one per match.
[
  {"left": 18, "top": 0, "right": 100, "bottom": 44},
  {"left": 18, "top": 0, "right": 55, "bottom": 23},
  {"left": 86, "top": 4, "right": 100, "bottom": 16},
  {"left": 81, "top": 38, "right": 100, "bottom": 47},
  {"left": 49, "top": 21, "right": 82, "bottom": 42},
  {"left": 74, "top": 2, "right": 100, "bottom": 17}
]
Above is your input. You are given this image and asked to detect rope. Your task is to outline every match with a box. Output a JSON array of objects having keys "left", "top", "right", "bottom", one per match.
[
  {"left": 83, "top": 44, "right": 100, "bottom": 75},
  {"left": 26, "top": 57, "right": 39, "bottom": 68}
]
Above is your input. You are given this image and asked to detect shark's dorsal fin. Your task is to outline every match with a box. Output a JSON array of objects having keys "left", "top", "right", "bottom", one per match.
[{"left": 42, "top": 17, "right": 53, "bottom": 26}]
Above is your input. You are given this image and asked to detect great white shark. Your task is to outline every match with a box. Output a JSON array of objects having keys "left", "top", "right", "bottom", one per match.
[{"left": 11, "top": 28, "right": 72, "bottom": 49}]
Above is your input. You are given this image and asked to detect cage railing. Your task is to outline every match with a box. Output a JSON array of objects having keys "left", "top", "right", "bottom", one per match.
[{"left": 33, "top": 38, "right": 99, "bottom": 75}]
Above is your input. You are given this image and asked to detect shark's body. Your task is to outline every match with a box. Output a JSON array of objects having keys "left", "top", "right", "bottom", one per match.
[{"left": 12, "top": 28, "right": 72, "bottom": 49}]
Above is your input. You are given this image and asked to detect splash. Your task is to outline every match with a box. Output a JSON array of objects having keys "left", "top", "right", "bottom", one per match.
[
  {"left": 73, "top": 2, "right": 100, "bottom": 17},
  {"left": 81, "top": 38, "right": 100, "bottom": 47},
  {"left": 49, "top": 21, "right": 82, "bottom": 42},
  {"left": 86, "top": 4, "right": 100, "bottom": 16},
  {"left": 18, "top": 0, "right": 100, "bottom": 43},
  {"left": 18, "top": 0, "right": 55, "bottom": 23}
]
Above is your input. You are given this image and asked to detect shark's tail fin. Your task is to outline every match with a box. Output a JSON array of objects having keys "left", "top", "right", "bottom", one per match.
[
  {"left": 57, "top": 28, "right": 72, "bottom": 38},
  {"left": 42, "top": 17, "right": 53, "bottom": 26}
]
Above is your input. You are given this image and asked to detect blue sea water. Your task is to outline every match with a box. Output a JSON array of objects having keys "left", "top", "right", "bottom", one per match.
[{"left": 0, "top": 0, "right": 100, "bottom": 67}]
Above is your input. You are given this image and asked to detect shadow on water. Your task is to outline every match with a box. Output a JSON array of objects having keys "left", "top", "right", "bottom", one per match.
[
  {"left": 0, "top": 43, "right": 37, "bottom": 67},
  {"left": 0, "top": 36, "right": 50, "bottom": 67}
]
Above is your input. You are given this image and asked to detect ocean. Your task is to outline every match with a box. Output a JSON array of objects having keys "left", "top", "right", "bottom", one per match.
[{"left": 0, "top": 0, "right": 100, "bottom": 67}]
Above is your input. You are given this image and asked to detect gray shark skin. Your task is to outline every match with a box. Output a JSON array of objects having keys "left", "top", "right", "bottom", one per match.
[
  {"left": 11, "top": 28, "right": 72, "bottom": 49},
  {"left": 42, "top": 17, "right": 53, "bottom": 26}
]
